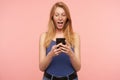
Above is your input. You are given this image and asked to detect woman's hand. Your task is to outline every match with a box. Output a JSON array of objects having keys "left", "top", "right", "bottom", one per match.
[
  {"left": 50, "top": 44, "right": 62, "bottom": 57},
  {"left": 50, "top": 41, "right": 73, "bottom": 57},
  {"left": 59, "top": 40, "right": 74, "bottom": 56}
]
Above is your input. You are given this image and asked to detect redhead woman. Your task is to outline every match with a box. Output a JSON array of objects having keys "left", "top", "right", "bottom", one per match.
[{"left": 39, "top": 2, "right": 81, "bottom": 80}]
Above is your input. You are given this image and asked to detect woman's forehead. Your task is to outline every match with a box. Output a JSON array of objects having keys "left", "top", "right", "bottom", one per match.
[{"left": 54, "top": 7, "right": 65, "bottom": 14}]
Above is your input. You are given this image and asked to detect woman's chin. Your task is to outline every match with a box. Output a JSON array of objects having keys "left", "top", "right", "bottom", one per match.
[
  {"left": 56, "top": 28, "right": 63, "bottom": 31},
  {"left": 56, "top": 25, "right": 64, "bottom": 30}
]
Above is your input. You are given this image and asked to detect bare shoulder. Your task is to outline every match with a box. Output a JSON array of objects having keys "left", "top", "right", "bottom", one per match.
[
  {"left": 73, "top": 32, "right": 80, "bottom": 48},
  {"left": 39, "top": 32, "right": 47, "bottom": 42},
  {"left": 40, "top": 32, "right": 46, "bottom": 38},
  {"left": 74, "top": 32, "right": 80, "bottom": 40}
]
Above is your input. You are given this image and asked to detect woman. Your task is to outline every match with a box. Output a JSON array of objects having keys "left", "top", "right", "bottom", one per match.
[{"left": 39, "top": 2, "right": 81, "bottom": 80}]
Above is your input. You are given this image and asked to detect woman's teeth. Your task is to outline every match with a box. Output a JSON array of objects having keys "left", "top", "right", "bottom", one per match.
[{"left": 58, "top": 22, "right": 63, "bottom": 24}]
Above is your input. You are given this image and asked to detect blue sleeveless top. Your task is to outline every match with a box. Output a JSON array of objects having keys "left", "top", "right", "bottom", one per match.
[{"left": 45, "top": 40, "right": 75, "bottom": 76}]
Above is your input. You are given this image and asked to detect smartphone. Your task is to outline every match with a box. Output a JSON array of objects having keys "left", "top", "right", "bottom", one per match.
[{"left": 56, "top": 38, "right": 66, "bottom": 45}]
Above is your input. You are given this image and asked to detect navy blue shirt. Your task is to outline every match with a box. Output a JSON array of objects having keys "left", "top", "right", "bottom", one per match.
[{"left": 45, "top": 40, "right": 75, "bottom": 76}]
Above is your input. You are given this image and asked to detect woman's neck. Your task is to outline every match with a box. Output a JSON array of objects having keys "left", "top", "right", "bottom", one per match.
[
  {"left": 56, "top": 29, "right": 63, "bottom": 34},
  {"left": 55, "top": 29, "right": 64, "bottom": 38}
]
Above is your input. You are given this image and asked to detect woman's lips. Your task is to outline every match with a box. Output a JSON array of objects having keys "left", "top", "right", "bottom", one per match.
[
  {"left": 57, "top": 22, "right": 63, "bottom": 24},
  {"left": 57, "top": 22, "right": 63, "bottom": 27}
]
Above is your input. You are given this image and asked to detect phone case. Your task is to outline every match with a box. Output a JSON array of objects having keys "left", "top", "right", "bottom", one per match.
[{"left": 56, "top": 38, "right": 66, "bottom": 45}]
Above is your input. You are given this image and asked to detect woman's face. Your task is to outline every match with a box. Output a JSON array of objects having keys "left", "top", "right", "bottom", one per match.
[{"left": 53, "top": 7, "right": 67, "bottom": 30}]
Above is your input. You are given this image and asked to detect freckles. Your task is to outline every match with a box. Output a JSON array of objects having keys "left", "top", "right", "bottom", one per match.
[{"left": 53, "top": 17, "right": 57, "bottom": 23}]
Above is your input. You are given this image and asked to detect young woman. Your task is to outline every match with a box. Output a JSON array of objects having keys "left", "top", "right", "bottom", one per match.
[{"left": 39, "top": 2, "right": 81, "bottom": 80}]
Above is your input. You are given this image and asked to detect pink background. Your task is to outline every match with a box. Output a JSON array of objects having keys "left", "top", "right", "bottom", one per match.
[{"left": 0, "top": 0, "right": 120, "bottom": 80}]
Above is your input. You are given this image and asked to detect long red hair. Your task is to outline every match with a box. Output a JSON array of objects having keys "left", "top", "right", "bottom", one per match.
[{"left": 44, "top": 2, "right": 75, "bottom": 48}]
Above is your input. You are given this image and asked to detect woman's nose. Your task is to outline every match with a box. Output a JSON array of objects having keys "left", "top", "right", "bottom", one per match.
[{"left": 58, "top": 16, "right": 63, "bottom": 21}]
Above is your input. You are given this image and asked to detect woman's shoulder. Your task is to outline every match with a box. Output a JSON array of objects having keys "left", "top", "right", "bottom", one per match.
[
  {"left": 73, "top": 32, "right": 80, "bottom": 47},
  {"left": 73, "top": 32, "right": 80, "bottom": 39},
  {"left": 39, "top": 32, "right": 47, "bottom": 41}
]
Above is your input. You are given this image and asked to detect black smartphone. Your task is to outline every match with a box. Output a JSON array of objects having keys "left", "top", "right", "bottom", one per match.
[{"left": 56, "top": 38, "right": 66, "bottom": 45}]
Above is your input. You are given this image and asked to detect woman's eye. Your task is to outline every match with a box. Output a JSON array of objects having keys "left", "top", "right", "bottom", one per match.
[
  {"left": 55, "top": 14, "right": 59, "bottom": 17},
  {"left": 62, "top": 14, "right": 66, "bottom": 16}
]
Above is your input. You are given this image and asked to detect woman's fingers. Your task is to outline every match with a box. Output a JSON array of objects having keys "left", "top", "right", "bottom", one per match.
[
  {"left": 55, "top": 50, "right": 62, "bottom": 56},
  {"left": 52, "top": 42, "right": 72, "bottom": 56},
  {"left": 58, "top": 42, "right": 73, "bottom": 56},
  {"left": 53, "top": 47, "right": 62, "bottom": 56}
]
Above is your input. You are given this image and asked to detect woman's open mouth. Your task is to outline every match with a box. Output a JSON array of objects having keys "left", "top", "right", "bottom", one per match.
[
  {"left": 57, "top": 22, "right": 63, "bottom": 24},
  {"left": 57, "top": 21, "right": 64, "bottom": 27}
]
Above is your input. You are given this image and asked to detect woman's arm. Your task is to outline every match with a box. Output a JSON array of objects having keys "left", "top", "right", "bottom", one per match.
[
  {"left": 39, "top": 33, "right": 61, "bottom": 71},
  {"left": 69, "top": 33, "right": 81, "bottom": 71},
  {"left": 39, "top": 33, "right": 53, "bottom": 71},
  {"left": 60, "top": 33, "right": 81, "bottom": 72}
]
